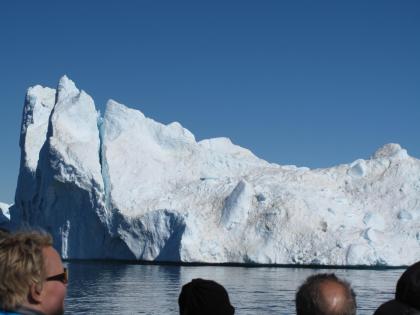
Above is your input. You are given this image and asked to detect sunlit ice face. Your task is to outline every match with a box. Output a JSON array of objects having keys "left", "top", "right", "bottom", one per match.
[{"left": 41, "top": 246, "right": 67, "bottom": 315}]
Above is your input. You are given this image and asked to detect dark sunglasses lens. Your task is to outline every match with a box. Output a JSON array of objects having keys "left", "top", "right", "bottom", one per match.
[{"left": 46, "top": 268, "right": 68, "bottom": 284}]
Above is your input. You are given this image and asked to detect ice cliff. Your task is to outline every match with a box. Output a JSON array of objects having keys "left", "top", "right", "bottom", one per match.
[{"left": 7, "top": 76, "right": 420, "bottom": 266}]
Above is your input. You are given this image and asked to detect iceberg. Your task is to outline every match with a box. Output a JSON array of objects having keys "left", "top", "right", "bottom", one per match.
[{"left": 9, "top": 76, "right": 420, "bottom": 266}]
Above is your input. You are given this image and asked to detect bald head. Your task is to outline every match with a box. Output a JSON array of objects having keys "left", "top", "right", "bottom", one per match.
[
  {"left": 319, "top": 280, "right": 353, "bottom": 313},
  {"left": 296, "top": 273, "right": 356, "bottom": 315}
]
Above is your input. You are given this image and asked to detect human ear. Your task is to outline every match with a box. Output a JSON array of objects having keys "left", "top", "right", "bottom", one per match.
[{"left": 29, "top": 283, "right": 43, "bottom": 304}]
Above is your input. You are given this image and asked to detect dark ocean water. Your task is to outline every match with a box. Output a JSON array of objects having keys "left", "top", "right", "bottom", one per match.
[{"left": 64, "top": 261, "right": 402, "bottom": 315}]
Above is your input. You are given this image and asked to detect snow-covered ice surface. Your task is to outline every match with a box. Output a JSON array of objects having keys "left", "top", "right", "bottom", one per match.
[{"left": 8, "top": 76, "right": 420, "bottom": 266}]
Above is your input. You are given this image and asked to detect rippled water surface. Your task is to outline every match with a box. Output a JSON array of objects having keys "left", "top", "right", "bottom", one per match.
[{"left": 65, "top": 262, "right": 402, "bottom": 314}]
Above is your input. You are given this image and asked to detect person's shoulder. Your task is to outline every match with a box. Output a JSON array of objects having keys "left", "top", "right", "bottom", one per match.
[{"left": 1, "top": 307, "right": 46, "bottom": 315}]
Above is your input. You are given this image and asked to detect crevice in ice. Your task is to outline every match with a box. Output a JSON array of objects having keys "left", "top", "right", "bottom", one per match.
[
  {"left": 60, "top": 220, "right": 70, "bottom": 259},
  {"left": 97, "top": 115, "right": 112, "bottom": 211}
]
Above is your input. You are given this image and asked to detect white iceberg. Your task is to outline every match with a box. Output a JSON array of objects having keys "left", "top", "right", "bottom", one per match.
[{"left": 9, "top": 76, "right": 420, "bottom": 266}]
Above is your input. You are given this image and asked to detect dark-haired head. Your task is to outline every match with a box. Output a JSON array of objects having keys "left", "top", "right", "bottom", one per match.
[
  {"left": 396, "top": 261, "right": 420, "bottom": 310},
  {"left": 178, "top": 278, "right": 235, "bottom": 315},
  {"left": 0, "top": 227, "right": 10, "bottom": 239},
  {"left": 373, "top": 299, "right": 420, "bottom": 315}
]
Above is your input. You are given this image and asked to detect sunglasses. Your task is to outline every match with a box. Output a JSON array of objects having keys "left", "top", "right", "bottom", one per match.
[{"left": 46, "top": 267, "right": 68, "bottom": 284}]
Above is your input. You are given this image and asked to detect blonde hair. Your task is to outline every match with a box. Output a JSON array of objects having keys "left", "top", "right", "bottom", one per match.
[{"left": 0, "top": 230, "right": 53, "bottom": 310}]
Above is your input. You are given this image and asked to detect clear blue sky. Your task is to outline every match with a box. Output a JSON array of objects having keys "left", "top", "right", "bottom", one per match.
[{"left": 1, "top": 0, "right": 419, "bottom": 203}]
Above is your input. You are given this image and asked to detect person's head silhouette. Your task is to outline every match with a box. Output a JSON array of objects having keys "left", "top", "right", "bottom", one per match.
[{"left": 178, "top": 278, "right": 235, "bottom": 315}]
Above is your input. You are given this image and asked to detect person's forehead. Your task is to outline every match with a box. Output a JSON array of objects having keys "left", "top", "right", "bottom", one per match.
[{"left": 42, "top": 246, "right": 63, "bottom": 270}]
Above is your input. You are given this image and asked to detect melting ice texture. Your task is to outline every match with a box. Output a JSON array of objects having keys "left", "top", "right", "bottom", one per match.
[{"left": 6, "top": 76, "right": 420, "bottom": 266}]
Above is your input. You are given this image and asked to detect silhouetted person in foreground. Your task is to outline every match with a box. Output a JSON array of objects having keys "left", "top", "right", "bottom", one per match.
[
  {"left": 0, "top": 230, "right": 68, "bottom": 315},
  {"left": 374, "top": 261, "right": 420, "bottom": 315},
  {"left": 296, "top": 273, "right": 356, "bottom": 315},
  {"left": 178, "top": 278, "right": 235, "bottom": 315}
]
